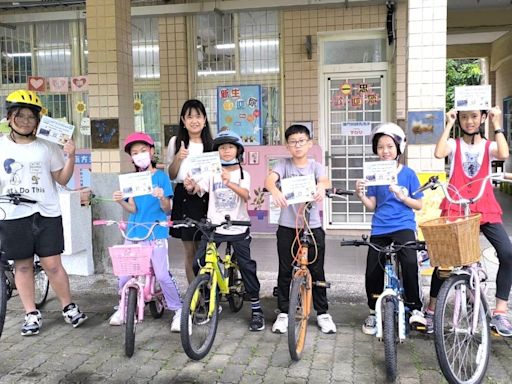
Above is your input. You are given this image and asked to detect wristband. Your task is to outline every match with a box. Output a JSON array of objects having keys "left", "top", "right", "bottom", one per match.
[{"left": 494, "top": 128, "right": 505, "bottom": 135}]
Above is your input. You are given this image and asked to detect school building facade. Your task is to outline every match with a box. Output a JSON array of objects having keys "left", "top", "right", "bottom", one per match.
[{"left": 1, "top": 0, "right": 511, "bottom": 273}]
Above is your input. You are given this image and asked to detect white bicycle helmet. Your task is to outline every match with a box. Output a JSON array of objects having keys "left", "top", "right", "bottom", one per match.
[{"left": 371, "top": 123, "right": 406, "bottom": 156}]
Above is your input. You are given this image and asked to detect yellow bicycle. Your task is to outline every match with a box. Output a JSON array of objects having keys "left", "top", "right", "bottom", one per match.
[{"left": 174, "top": 215, "right": 250, "bottom": 360}]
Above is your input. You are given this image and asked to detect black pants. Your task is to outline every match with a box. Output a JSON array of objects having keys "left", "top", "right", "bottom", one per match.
[
  {"left": 276, "top": 225, "right": 328, "bottom": 315},
  {"left": 366, "top": 229, "right": 422, "bottom": 311},
  {"left": 430, "top": 222, "right": 512, "bottom": 301},
  {"left": 194, "top": 229, "right": 261, "bottom": 299}
]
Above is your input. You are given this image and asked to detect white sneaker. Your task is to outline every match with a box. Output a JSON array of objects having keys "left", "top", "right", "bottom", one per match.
[
  {"left": 109, "top": 309, "right": 123, "bottom": 326},
  {"left": 362, "top": 314, "right": 377, "bottom": 335},
  {"left": 171, "top": 308, "right": 181, "bottom": 333},
  {"left": 272, "top": 313, "right": 288, "bottom": 334},
  {"left": 409, "top": 309, "right": 427, "bottom": 327},
  {"left": 317, "top": 313, "right": 337, "bottom": 334}
]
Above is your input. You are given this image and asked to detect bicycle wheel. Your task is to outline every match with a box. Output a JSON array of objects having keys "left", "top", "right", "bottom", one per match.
[
  {"left": 288, "top": 273, "right": 311, "bottom": 361},
  {"left": 383, "top": 297, "right": 398, "bottom": 382},
  {"left": 180, "top": 274, "right": 219, "bottom": 360},
  {"left": 434, "top": 274, "right": 490, "bottom": 384},
  {"left": 34, "top": 264, "right": 49, "bottom": 309},
  {"left": 0, "top": 263, "right": 6, "bottom": 339},
  {"left": 149, "top": 296, "right": 165, "bottom": 319},
  {"left": 125, "top": 287, "right": 138, "bottom": 358},
  {"left": 227, "top": 265, "right": 244, "bottom": 313}
]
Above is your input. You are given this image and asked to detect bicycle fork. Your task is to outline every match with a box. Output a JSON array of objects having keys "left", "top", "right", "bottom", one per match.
[{"left": 119, "top": 277, "right": 146, "bottom": 322}]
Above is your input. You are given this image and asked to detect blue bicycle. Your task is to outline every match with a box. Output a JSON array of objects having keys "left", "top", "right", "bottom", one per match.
[{"left": 340, "top": 236, "right": 426, "bottom": 382}]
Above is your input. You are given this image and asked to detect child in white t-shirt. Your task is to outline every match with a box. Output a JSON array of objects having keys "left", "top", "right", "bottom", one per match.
[{"left": 185, "top": 131, "right": 264, "bottom": 332}]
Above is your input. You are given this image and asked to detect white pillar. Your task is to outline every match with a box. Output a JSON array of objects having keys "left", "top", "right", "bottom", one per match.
[{"left": 406, "top": 0, "right": 447, "bottom": 173}]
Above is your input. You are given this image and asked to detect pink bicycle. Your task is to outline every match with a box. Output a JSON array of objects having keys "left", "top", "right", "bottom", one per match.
[{"left": 93, "top": 219, "right": 172, "bottom": 357}]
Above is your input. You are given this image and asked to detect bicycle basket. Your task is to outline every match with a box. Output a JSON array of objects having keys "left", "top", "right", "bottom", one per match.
[
  {"left": 108, "top": 245, "right": 153, "bottom": 276},
  {"left": 419, "top": 213, "right": 481, "bottom": 268}
]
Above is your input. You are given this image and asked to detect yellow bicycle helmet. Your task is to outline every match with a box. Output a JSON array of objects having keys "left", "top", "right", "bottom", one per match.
[{"left": 6, "top": 90, "right": 43, "bottom": 113}]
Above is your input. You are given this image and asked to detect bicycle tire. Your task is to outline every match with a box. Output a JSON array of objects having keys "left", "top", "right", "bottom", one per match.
[
  {"left": 434, "top": 274, "right": 490, "bottom": 384},
  {"left": 125, "top": 287, "right": 138, "bottom": 358},
  {"left": 0, "top": 262, "right": 6, "bottom": 339},
  {"left": 227, "top": 266, "right": 244, "bottom": 313},
  {"left": 149, "top": 297, "right": 165, "bottom": 319},
  {"left": 288, "top": 273, "right": 311, "bottom": 361},
  {"left": 34, "top": 265, "right": 49, "bottom": 309},
  {"left": 180, "top": 274, "right": 219, "bottom": 360},
  {"left": 383, "top": 297, "right": 398, "bottom": 382}
]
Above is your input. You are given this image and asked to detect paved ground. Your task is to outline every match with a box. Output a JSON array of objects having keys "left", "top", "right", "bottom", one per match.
[{"left": 1, "top": 190, "right": 512, "bottom": 383}]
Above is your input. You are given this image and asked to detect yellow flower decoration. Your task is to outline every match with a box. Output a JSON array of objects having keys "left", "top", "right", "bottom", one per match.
[
  {"left": 75, "top": 101, "right": 87, "bottom": 114},
  {"left": 40, "top": 107, "right": 49, "bottom": 116},
  {"left": 134, "top": 99, "right": 143, "bottom": 113}
]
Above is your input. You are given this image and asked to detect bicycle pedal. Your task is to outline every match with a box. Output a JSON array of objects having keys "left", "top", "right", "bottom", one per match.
[{"left": 313, "top": 281, "right": 331, "bottom": 288}]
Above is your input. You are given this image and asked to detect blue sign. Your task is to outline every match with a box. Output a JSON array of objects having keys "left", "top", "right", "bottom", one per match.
[{"left": 217, "top": 85, "right": 262, "bottom": 145}]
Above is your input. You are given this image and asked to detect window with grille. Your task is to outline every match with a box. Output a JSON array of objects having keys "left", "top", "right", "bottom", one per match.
[
  {"left": 194, "top": 10, "right": 281, "bottom": 145},
  {"left": 132, "top": 17, "right": 160, "bottom": 80},
  {"left": 0, "top": 23, "right": 32, "bottom": 86}
]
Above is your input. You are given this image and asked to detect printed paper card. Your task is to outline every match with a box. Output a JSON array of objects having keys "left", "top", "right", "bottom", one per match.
[
  {"left": 280, "top": 174, "right": 316, "bottom": 205},
  {"left": 188, "top": 151, "right": 222, "bottom": 182},
  {"left": 454, "top": 85, "right": 491, "bottom": 111},
  {"left": 119, "top": 171, "right": 153, "bottom": 198},
  {"left": 341, "top": 121, "right": 372, "bottom": 136},
  {"left": 363, "top": 160, "right": 397, "bottom": 186},
  {"left": 36, "top": 115, "right": 75, "bottom": 145}
]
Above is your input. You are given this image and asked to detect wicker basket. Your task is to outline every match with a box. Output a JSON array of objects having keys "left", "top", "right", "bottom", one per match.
[
  {"left": 108, "top": 244, "right": 153, "bottom": 276},
  {"left": 419, "top": 213, "right": 481, "bottom": 268}
]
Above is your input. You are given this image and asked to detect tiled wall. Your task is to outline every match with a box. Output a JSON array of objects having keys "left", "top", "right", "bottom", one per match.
[
  {"left": 87, "top": 0, "right": 134, "bottom": 173},
  {"left": 406, "top": 0, "right": 447, "bottom": 173},
  {"left": 159, "top": 16, "right": 189, "bottom": 137},
  {"left": 282, "top": 5, "right": 387, "bottom": 139}
]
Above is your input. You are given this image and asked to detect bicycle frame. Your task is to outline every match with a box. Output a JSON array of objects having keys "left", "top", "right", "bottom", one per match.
[{"left": 117, "top": 267, "right": 159, "bottom": 323}]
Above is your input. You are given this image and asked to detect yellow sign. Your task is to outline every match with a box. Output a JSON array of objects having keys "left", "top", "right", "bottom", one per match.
[{"left": 340, "top": 83, "right": 351, "bottom": 95}]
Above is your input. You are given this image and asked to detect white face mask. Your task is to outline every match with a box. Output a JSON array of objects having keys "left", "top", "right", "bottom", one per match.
[{"left": 132, "top": 152, "right": 151, "bottom": 170}]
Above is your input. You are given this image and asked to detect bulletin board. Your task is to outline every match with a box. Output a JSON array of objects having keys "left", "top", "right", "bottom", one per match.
[{"left": 217, "top": 85, "right": 262, "bottom": 145}]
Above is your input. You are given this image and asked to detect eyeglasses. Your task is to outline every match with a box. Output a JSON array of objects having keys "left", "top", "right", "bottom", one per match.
[
  {"left": 287, "top": 139, "right": 310, "bottom": 147},
  {"left": 14, "top": 114, "right": 38, "bottom": 123}
]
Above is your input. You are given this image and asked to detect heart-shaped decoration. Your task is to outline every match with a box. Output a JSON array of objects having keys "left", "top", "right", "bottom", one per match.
[
  {"left": 73, "top": 77, "right": 87, "bottom": 88},
  {"left": 28, "top": 76, "right": 45, "bottom": 91}
]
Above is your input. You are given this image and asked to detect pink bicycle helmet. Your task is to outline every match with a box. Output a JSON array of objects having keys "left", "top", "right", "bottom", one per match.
[{"left": 124, "top": 132, "right": 154, "bottom": 153}]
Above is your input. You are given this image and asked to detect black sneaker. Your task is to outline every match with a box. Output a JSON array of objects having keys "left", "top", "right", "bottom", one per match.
[
  {"left": 21, "top": 310, "right": 42, "bottom": 336},
  {"left": 249, "top": 311, "right": 265, "bottom": 331},
  {"left": 62, "top": 303, "right": 88, "bottom": 328}
]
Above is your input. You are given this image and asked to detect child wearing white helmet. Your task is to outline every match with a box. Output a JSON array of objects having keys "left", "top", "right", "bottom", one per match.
[
  {"left": 185, "top": 130, "right": 265, "bottom": 331},
  {"left": 355, "top": 122, "right": 426, "bottom": 336}
]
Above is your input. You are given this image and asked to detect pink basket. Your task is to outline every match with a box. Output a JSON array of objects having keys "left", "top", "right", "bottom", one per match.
[{"left": 108, "top": 245, "right": 153, "bottom": 276}]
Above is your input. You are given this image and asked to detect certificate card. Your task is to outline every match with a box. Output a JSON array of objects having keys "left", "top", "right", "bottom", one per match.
[
  {"left": 36, "top": 115, "right": 75, "bottom": 145},
  {"left": 119, "top": 171, "right": 153, "bottom": 198},
  {"left": 454, "top": 85, "right": 491, "bottom": 111},
  {"left": 280, "top": 174, "right": 316, "bottom": 205},
  {"left": 364, "top": 160, "right": 397, "bottom": 186},
  {"left": 188, "top": 151, "right": 222, "bottom": 182}
]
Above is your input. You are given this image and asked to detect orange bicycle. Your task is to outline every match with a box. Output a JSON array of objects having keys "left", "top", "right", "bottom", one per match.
[{"left": 288, "top": 188, "right": 353, "bottom": 361}]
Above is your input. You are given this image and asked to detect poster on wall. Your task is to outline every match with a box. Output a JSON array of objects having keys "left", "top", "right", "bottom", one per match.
[
  {"left": 407, "top": 110, "right": 444, "bottom": 145},
  {"left": 217, "top": 85, "right": 262, "bottom": 145},
  {"left": 91, "top": 118, "right": 119, "bottom": 149}
]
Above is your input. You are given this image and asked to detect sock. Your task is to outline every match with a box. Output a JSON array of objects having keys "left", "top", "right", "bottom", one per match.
[
  {"left": 493, "top": 309, "right": 506, "bottom": 316},
  {"left": 426, "top": 308, "right": 434, "bottom": 315},
  {"left": 250, "top": 298, "right": 262, "bottom": 313}
]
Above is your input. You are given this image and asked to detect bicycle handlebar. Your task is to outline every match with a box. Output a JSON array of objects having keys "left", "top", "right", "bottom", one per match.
[
  {"left": 412, "top": 172, "right": 506, "bottom": 209},
  {"left": 93, "top": 219, "right": 172, "bottom": 242},
  {"left": 0, "top": 193, "right": 37, "bottom": 205},
  {"left": 340, "top": 236, "right": 426, "bottom": 253},
  {"left": 262, "top": 187, "right": 354, "bottom": 198}
]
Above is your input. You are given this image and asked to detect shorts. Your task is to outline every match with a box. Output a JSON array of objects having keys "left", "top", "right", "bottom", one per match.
[
  {"left": 170, "top": 183, "right": 208, "bottom": 241},
  {"left": 0, "top": 213, "right": 64, "bottom": 261}
]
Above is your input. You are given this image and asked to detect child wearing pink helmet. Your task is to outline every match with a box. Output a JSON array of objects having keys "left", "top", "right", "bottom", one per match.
[{"left": 109, "top": 132, "right": 183, "bottom": 332}]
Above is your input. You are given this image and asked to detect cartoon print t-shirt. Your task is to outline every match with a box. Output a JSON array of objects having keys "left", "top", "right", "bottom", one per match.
[
  {"left": 446, "top": 138, "right": 497, "bottom": 178},
  {"left": 0, "top": 135, "right": 64, "bottom": 219},
  {"left": 197, "top": 168, "right": 250, "bottom": 235}
]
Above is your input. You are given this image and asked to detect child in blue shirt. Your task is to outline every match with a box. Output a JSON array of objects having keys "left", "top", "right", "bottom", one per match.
[
  {"left": 355, "top": 123, "right": 425, "bottom": 335},
  {"left": 110, "top": 132, "right": 183, "bottom": 332}
]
